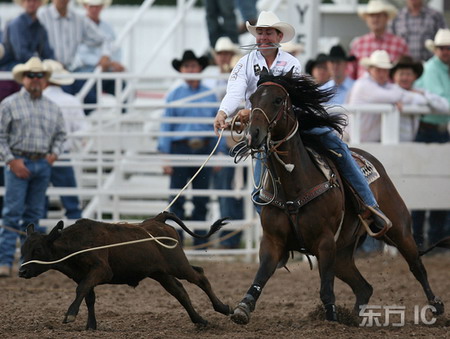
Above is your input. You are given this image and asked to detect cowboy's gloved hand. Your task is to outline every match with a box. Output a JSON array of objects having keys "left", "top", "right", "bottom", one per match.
[{"left": 214, "top": 110, "right": 229, "bottom": 136}]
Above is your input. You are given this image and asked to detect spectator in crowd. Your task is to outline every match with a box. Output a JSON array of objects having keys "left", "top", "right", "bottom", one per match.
[
  {"left": 235, "top": 0, "right": 258, "bottom": 34},
  {"left": 304, "top": 53, "right": 330, "bottom": 85},
  {"left": 0, "top": 57, "right": 66, "bottom": 277},
  {"left": 43, "top": 59, "right": 88, "bottom": 220},
  {"left": 0, "top": 0, "right": 54, "bottom": 102},
  {"left": 348, "top": 0, "right": 408, "bottom": 79},
  {"left": 320, "top": 45, "right": 356, "bottom": 105},
  {"left": 38, "top": 0, "right": 110, "bottom": 71},
  {"left": 214, "top": 11, "right": 392, "bottom": 233},
  {"left": 206, "top": 37, "right": 244, "bottom": 249},
  {"left": 158, "top": 50, "right": 224, "bottom": 248},
  {"left": 347, "top": 50, "right": 430, "bottom": 143},
  {"left": 389, "top": 0, "right": 447, "bottom": 62},
  {"left": 411, "top": 28, "right": 450, "bottom": 249},
  {"left": 390, "top": 55, "right": 449, "bottom": 142},
  {"left": 70, "top": 0, "right": 125, "bottom": 114},
  {"left": 204, "top": 0, "right": 239, "bottom": 49}
]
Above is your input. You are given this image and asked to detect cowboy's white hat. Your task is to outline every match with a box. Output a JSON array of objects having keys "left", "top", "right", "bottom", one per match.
[
  {"left": 360, "top": 50, "right": 393, "bottom": 69},
  {"left": 246, "top": 11, "right": 295, "bottom": 43},
  {"left": 425, "top": 28, "right": 450, "bottom": 52},
  {"left": 77, "top": 0, "right": 112, "bottom": 7},
  {"left": 43, "top": 59, "right": 75, "bottom": 86},
  {"left": 214, "top": 37, "right": 238, "bottom": 53},
  {"left": 14, "top": 0, "right": 48, "bottom": 5},
  {"left": 357, "top": 0, "right": 398, "bottom": 20},
  {"left": 12, "top": 57, "right": 52, "bottom": 84}
]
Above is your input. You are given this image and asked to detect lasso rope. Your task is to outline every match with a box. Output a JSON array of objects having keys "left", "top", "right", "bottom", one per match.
[
  {"left": 163, "top": 128, "right": 224, "bottom": 212},
  {"left": 21, "top": 231, "right": 178, "bottom": 267}
]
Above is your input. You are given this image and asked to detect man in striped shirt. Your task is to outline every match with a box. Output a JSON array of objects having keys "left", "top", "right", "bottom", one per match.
[
  {"left": 0, "top": 57, "right": 66, "bottom": 277},
  {"left": 347, "top": 0, "right": 409, "bottom": 79},
  {"left": 38, "top": 0, "right": 111, "bottom": 71}
]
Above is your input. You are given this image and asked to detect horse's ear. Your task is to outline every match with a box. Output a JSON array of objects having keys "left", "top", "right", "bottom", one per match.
[
  {"left": 285, "top": 66, "right": 295, "bottom": 78},
  {"left": 260, "top": 67, "right": 270, "bottom": 76}
]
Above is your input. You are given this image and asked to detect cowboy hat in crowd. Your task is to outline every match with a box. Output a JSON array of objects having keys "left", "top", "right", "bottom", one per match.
[
  {"left": 425, "top": 28, "right": 450, "bottom": 52},
  {"left": 12, "top": 57, "right": 52, "bottom": 84},
  {"left": 172, "top": 50, "right": 209, "bottom": 72},
  {"left": 327, "top": 45, "right": 356, "bottom": 62},
  {"left": 246, "top": 11, "right": 295, "bottom": 43},
  {"left": 360, "top": 50, "right": 393, "bottom": 69},
  {"left": 214, "top": 37, "right": 238, "bottom": 54},
  {"left": 43, "top": 59, "right": 75, "bottom": 86},
  {"left": 77, "top": 0, "right": 112, "bottom": 6},
  {"left": 281, "top": 41, "right": 304, "bottom": 56},
  {"left": 357, "top": 0, "right": 398, "bottom": 20},
  {"left": 389, "top": 55, "right": 424, "bottom": 79},
  {"left": 305, "top": 53, "right": 328, "bottom": 75}
]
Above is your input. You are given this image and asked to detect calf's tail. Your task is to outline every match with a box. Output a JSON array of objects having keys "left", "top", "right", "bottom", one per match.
[
  {"left": 154, "top": 212, "right": 228, "bottom": 239},
  {"left": 419, "top": 236, "right": 450, "bottom": 256}
]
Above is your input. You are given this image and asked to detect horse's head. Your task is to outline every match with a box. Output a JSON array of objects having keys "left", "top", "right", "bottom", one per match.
[{"left": 247, "top": 81, "right": 294, "bottom": 149}]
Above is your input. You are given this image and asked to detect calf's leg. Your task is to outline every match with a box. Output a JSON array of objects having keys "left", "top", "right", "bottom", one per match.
[{"left": 84, "top": 289, "right": 97, "bottom": 330}]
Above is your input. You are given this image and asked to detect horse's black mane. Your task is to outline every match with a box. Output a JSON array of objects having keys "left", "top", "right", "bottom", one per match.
[{"left": 257, "top": 72, "right": 347, "bottom": 136}]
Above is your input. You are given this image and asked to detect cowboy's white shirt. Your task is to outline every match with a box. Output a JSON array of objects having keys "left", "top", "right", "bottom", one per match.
[{"left": 219, "top": 49, "right": 301, "bottom": 117}]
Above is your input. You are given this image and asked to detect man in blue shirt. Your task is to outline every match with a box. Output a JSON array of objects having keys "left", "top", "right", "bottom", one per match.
[
  {"left": 320, "top": 45, "right": 355, "bottom": 105},
  {"left": 158, "top": 50, "right": 222, "bottom": 247}
]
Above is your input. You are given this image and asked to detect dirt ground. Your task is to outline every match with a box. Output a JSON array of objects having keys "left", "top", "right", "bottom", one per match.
[{"left": 1, "top": 251, "right": 449, "bottom": 339}]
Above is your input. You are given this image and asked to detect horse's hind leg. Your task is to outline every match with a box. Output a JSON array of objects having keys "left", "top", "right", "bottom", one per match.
[
  {"left": 230, "top": 235, "right": 284, "bottom": 325},
  {"left": 383, "top": 218, "right": 444, "bottom": 315},
  {"left": 335, "top": 241, "right": 373, "bottom": 313}
]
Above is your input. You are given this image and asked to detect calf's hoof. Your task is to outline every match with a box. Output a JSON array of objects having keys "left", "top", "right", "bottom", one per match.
[
  {"left": 63, "top": 314, "right": 76, "bottom": 323},
  {"left": 231, "top": 303, "right": 251, "bottom": 325},
  {"left": 430, "top": 297, "right": 444, "bottom": 316}
]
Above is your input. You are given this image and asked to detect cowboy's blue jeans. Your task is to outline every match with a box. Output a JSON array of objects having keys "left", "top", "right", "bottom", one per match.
[{"left": 0, "top": 157, "right": 51, "bottom": 267}]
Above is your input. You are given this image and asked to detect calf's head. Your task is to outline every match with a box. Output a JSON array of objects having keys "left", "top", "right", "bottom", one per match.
[{"left": 19, "top": 221, "right": 64, "bottom": 279}]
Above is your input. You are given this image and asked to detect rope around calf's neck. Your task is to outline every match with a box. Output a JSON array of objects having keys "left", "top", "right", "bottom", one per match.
[{"left": 20, "top": 232, "right": 179, "bottom": 267}]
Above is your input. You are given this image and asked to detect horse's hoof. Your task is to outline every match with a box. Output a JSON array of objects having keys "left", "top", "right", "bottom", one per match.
[
  {"left": 63, "top": 314, "right": 76, "bottom": 323},
  {"left": 325, "top": 304, "right": 338, "bottom": 322},
  {"left": 430, "top": 297, "right": 444, "bottom": 315},
  {"left": 231, "top": 303, "right": 251, "bottom": 325}
]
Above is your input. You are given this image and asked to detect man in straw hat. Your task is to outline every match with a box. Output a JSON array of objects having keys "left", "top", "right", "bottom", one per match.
[
  {"left": 348, "top": 50, "right": 429, "bottom": 143},
  {"left": 214, "top": 11, "right": 392, "bottom": 234},
  {"left": 320, "top": 45, "right": 355, "bottom": 105},
  {"left": 43, "top": 59, "right": 88, "bottom": 220},
  {"left": 390, "top": 0, "right": 447, "bottom": 62},
  {"left": 348, "top": 0, "right": 409, "bottom": 79},
  {"left": 158, "top": 50, "right": 225, "bottom": 248},
  {"left": 0, "top": 57, "right": 66, "bottom": 277},
  {"left": 411, "top": 28, "right": 450, "bottom": 250},
  {"left": 0, "top": 0, "right": 54, "bottom": 102}
]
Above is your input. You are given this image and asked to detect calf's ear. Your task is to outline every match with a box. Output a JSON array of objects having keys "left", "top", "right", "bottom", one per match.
[
  {"left": 48, "top": 220, "right": 64, "bottom": 243},
  {"left": 26, "top": 223, "right": 35, "bottom": 236}
]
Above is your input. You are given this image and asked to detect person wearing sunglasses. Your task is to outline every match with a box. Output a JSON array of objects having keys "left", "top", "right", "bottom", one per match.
[{"left": 0, "top": 57, "right": 66, "bottom": 278}]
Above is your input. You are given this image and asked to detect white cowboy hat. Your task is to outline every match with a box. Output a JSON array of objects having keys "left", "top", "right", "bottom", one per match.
[
  {"left": 357, "top": 0, "right": 398, "bottom": 20},
  {"left": 425, "top": 28, "right": 450, "bottom": 52},
  {"left": 281, "top": 41, "right": 304, "bottom": 55},
  {"left": 12, "top": 57, "right": 52, "bottom": 84},
  {"left": 13, "top": 0, "right": 48, "bottom": 5},
  {"left": 360, "top": 50, "right": 393, "bottom": 69},
  {"left": 77, "top": 0, "right": 112, "bottom": 7},
  {"left": 43, "top": 59, "right": 75, "bottom": 86},
  {"left": 246, "top": 11, "right": 295, "bottom": 43},
  {"left": 214, "top": 37, "right": 238, "bottom": 54}
]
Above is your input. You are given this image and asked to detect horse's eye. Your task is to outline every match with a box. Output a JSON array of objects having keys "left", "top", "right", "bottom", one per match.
[{"left": 274, "top": 97, "right": 283, "bottom": 105}]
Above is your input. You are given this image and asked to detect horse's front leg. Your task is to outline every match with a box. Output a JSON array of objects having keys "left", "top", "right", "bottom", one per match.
[
  {"left": 231, "top": 235, "right": 284, "bottom": 325},
  {"left": 316, "top": 235, "right": 338, "bottom": 321}
]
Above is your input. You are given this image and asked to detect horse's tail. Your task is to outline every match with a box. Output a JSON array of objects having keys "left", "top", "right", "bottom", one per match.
[
  {"left": 155, "top": 211, "right": 228, "bottom": 239},
  {"left": 419, "top": 236, "right": 450, "bottom": 256}
]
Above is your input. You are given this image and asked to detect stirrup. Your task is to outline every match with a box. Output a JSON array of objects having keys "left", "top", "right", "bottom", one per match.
[{"left": 358, "top": 205, "right": 392, "bottom": 239}]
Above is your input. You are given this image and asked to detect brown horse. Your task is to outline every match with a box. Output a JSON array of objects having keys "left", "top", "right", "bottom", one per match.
[{"left": 230, "top": 72, "right": 444, "bottom": 324}]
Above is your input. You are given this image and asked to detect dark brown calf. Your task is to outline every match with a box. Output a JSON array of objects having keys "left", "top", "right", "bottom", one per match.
[{"left": 19, "top": 212, "right": 231, "bottom": 330}]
